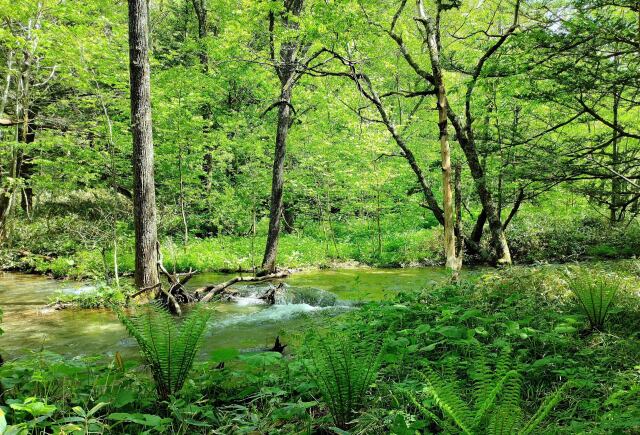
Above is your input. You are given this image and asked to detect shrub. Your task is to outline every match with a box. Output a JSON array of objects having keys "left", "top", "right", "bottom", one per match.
[
  {"left": 304, "top": 331, "right": 383, "bottom": 430},
  {"left": 568, "top": 272, "right": 622, "bottom": 330},
  {"left": 116, "top": 304, "right": 211, "bottom": 401}
]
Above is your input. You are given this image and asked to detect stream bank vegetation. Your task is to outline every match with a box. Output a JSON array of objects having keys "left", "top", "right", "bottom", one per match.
[
  {"left": 1, "top": 264, "right": 639, "bottom": 433},
  {"left": 1, "top": 0, "right": 640, "bottom": 432}
]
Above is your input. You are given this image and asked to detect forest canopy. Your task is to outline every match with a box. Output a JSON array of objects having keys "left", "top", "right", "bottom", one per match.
[{"left": 0, "top": 0, "right": 638, "bottom": 278}]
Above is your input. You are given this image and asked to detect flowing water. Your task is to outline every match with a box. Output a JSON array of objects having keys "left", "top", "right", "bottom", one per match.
[{"left": 0, "top": 267, "right": 459, "bottom": 360}]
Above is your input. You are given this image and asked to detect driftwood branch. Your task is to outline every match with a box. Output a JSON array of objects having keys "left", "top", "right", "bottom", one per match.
[
  {"left": 198, "top": 271, "right": 290, "bottom": 303},
  {"left": 129, "top": 282, "right": 161, "bottom": 300}
]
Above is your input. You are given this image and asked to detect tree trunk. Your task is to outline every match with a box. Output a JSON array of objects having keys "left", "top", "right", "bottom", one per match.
[
  {"left": 128, "top": 0, "right": 160, "bottom": 291},
  {"left": 283, "top": 202, "right": 295, "bottom": 234},
  {"left": 416, "top": 0, "right": 512, "bottom": 265},
  {"left": 0, "top": 151, "right": 17, "bottom": 241},
  {"left": 610, "top": 89, "right": 621, "bottom": 223},
  {"left": 420, "top": 10, "right": 460, "bottom": 272},
  {"left": 190, "top": 0, "right": 215, "bottom": 192},
  {"left": 191, "top": 0, "right": 209, "bottom": 68},
  {"left": 454, "top": 161, "right": 464, "bottom": 260},
  {"left": 438, "top": 87, "right": 458, "bottom": 271},
  {"left": 456, "top": 132, "right": 512, "bottom": 264},
  {"left": 262, "top": 87, "right": 292, "bottom": 272},
  {"left": 469, "top": 208, "right": 486, "bottom": 250},
  {"left": 18, "top": 115, "right": 35, "bottom": 214},
  {"left": 261, "top": 0, "right": 305, "bottom": 273}
]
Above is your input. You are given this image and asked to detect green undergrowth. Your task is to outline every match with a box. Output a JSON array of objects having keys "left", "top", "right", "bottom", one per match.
[
  {"left": 1, "top": 264, "right": 639, "bottom": 433},
  {"left": 0, "top": 230, "right": 442, "bottom": 280},
  {"left": 3, "top": 214, "right": 640, "bottom": 280}
]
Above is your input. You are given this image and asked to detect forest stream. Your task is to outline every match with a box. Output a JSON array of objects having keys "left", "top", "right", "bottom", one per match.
[{"left": 0, "top": 268, "right": 461, "bottom": 359}]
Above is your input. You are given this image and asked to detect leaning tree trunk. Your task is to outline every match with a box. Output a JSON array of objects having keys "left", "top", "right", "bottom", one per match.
[
  {"left": 128, "top": 0, "right": 160, "bottom": 291},
  {"left": 262, "top": 86, "right": 292, "bottom": 272}
]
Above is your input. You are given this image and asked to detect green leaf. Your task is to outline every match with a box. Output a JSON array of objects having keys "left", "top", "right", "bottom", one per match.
[
  {"left": 108, "top": 413, "right": 171, "bottom": 427},
  {"left": 87, "top": 402, "right": 109, "bottom": 417},
  {"left": 0, "top": 408, "right": 6, "bottom": 434},
  {"left": 10, "top": 399, "right": 56, "bottom": 417}
]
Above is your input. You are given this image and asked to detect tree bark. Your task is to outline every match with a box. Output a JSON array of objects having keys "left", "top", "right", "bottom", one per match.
[
  {"left": 422, "top": 17, "right": 460, "bottom": 272},
  {"left": 262, "top": 0, "right": 305, "bottom": 273},
  {"left": 414, "top": 0, "right": 513, "bottom": 265},
  {"left": 453, "top": 126, "right": 512, "bottom": 264},
  {"left": 610, "top": 89, "right": 621, "bottom": 223},
  {"left": 283, "top": 202, "right": 296, "bottom": 234},
  {"left": 128, "top": 0, "right": 160, "bottom": 291},
  {"left": 469, "top": 208, "right": 486, "bottom": 253},
  {"left": 262, "top": 87, "right": 292, "bottom": 272},
  {"left": 454, "top": 161, "right": 464, "bottom": 261},
  {"left": 191, "top": 0, "right": 209, "bottom": 68},
  {"left": 190, "top": 0, "right": 216, "bottom": 192},
  {"left": 197, "top": 271, "right": 290, "bottom": 302}
]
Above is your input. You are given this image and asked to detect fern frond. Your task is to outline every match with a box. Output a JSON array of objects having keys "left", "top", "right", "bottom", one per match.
[
  {"left": 473, "top": 370, "right": 521, "bottom": 428},
  {"left": 116, "top": 303, "right": 211, "bottom": 400},
  {"left": 569, "top": 273, "right": 621, "bottom": 330},
  {"left": 488, "top": 404, "right": 523, "bottom": 435},
  {"left": 420, "top": 367, "right": 475, "bottom": 435},
  {"left": 304, "top": 332, "right": 382, "bottom": 430},
  {"left": 519, "top": 381, "right": 570, "bottom": 435},
  {"left": 471, "top": 351, "right": 492, "bottom": 406},
  {"left": 406, "top": 390, "right": 446, "bottom": 429},
  {"left": 414, "top": 347, "right": 571, "bottom": 435}
]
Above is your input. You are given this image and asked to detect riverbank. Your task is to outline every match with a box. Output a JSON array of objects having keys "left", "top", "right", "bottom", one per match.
[{"left": 2, "top": 215, "right": 640, "bottom": 281}]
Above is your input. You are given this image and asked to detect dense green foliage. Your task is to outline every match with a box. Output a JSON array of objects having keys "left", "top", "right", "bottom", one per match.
[
  {"left": 1, "top": 264, "right": 639, "bottom": 433},
  {"left": 0, "top": 0, "right": 638, "bottom": 272},
  {"left": 1, "top": 0, "right": 639, "bottom": 432},
  {"left": 410, "top": 350, "right": 570, "bottom": 434}
]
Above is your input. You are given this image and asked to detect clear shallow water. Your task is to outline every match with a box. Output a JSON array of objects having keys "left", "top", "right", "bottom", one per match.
[{"left": 0, "top": 267, "right": 458, "bottom": 359}]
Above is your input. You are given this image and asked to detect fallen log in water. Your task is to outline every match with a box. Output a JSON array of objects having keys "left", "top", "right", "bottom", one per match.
[
  {"left": 43, "top": 301, "right": 75, "bottom": 311},
  {"left": 196, "top": 271, "right": 290, "bottom": 303}
]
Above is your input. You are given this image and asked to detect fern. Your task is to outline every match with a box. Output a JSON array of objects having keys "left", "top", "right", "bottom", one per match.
[
  {"left": 116, "top": 303, "right": 211, "bottom": 401},
  {"left": 411, "top": 349, "right": 571, "bottom": 434},
  {"left": 304, "top": 332, "right": 382, "bottom": 430},
  {"left": 568, "top": 273, "right": 621, "bottom": 330}
]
